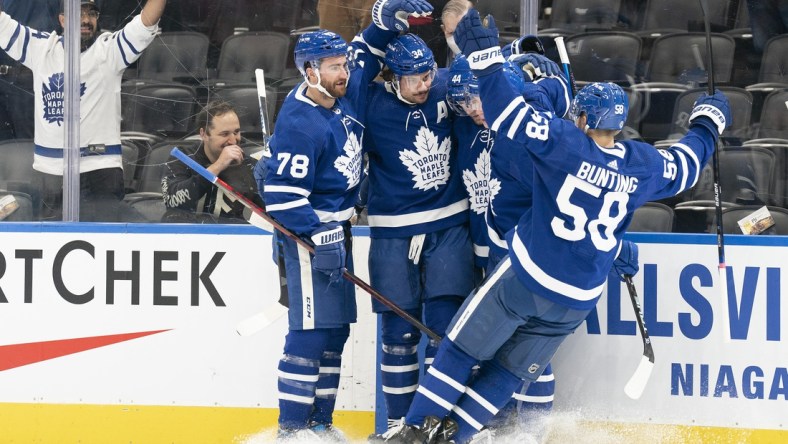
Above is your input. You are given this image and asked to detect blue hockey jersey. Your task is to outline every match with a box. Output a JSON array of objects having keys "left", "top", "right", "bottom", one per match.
[
  {"left": 486, "top": 76, "right": 572, "bottom": 259},
  {"left": 454, "top": 117, "right": 494, "bottom": 267},
  {"left": 479, "top": 67, "right": 716, "bottom": 310},
  {"left": 364, "top": 69, "right": 469, "bottom": 238},
  {"left": 264, "top": 28, "right": 392, "bottom": 236}
]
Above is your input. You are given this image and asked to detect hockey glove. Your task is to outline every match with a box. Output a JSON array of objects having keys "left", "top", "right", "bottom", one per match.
[
  {"left": 509, "top": 53, "right": 562, "bottom": 81},
  {"left": 454, "top": 9, "right": 503, "bottom": 73},
  {"left": 311, "top": 223, "right": 346, "bottom": 283},
  {"left": 610, "top": 240, "right": 639, "bottom": 281},
  {"left": 371, "top": 0, "right": 433, "bottom": 32},
  {"left": 501, "top": 34, "right": 545, "bottom": 59},
  {"left": 688, "top": 90, "right": 732, "bottom": 136}
]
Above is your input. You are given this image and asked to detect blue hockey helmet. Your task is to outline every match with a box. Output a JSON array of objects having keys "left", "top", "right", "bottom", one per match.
[
  {"left": 446, "top": 55, "right": 479, "bottom": 115},
  {"left": 384, "top": 34, "right": 435, "bottom": 77},
  {"left": 570, "top": 82, "right": 629, "bottom": 130},
  {"left": 294, "top": 30, "right": 349, "bottom": 77}
]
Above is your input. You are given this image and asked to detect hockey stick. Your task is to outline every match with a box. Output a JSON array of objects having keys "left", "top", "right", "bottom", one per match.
[
  {"left": 255, "top": 69, "right": 272, "bottom": 150},
  {"left": 233, "top": 69, "right": 288, "bottom": 337},
  {"left": 699, "top": 0, "right": 730, "bottom": 343},
  {"left": 554, "top": 36, "right": 576, "bottom": 96},
  {"left": 170, "top": 147, "right": 442, "bottom": 342},
  {"left": 623, "top": 275, "right": 654, "bottom": 400}
]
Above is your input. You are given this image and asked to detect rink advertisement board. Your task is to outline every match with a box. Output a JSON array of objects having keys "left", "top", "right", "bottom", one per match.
[{"left": 0, "top": 224, "right": 785, "bottom": 443}]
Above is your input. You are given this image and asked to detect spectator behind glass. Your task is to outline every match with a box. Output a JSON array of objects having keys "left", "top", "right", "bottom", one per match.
[
  {"left": 0, "top": 1, "right": 59, "bottom": 141},
  {"left": 746, "top": 0, "right": 788, "bottom": 53},
  {"left": 318, "top": 0, "right": 376, "bottom": 43},
  {"left": 0, "top": 0, "right": 167, "bottom": 221},
  {"left": 161, "top": 101, "right": 261, "bottom": 224}
]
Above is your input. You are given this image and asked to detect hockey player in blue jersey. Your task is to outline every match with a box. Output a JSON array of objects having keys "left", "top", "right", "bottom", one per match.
[
  {"left": 384, "top": 8, "right": 731, "bottom": 443},
  {"left": 260, "top": 0, "right": 434, "bottom": 440},
  {"left": 363, "top": 33, "right": 475, "bottom": 439},
  {"left": 449, "top": 51, "right": 569, "bottom": 442}
]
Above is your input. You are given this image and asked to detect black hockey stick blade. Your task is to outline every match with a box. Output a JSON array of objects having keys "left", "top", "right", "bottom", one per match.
[
  {"left": 623, "top": 275, "right": 655, "bottom": 399},
  {"left": 170, "top": 147, "right": 442, "bottom": 342}
]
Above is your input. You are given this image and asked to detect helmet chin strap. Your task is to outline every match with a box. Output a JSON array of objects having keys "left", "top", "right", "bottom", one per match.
[
  {"left": 391, "top": 78, "right": 417, "bottom": 105},
  {"left": 305, "top": 67, "right": 335, "bottom": 99}
]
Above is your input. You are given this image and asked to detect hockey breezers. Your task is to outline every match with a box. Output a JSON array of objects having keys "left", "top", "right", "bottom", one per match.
[
  {"left": 170, "top": 147, "right": 442, "bottom": 342},
  {"left": 623, "top": 275, "right": 655, "bottom": 399}
]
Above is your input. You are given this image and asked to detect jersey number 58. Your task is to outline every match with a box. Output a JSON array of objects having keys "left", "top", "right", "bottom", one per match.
[{"left": 551, "top": 175, "right": 629, "bottom": 252}]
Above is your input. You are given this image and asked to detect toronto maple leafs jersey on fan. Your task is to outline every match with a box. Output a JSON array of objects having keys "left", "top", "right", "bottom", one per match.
[
  {"left": 486, "top": 76, "right": 572, "bottom": 260},
  {"left": 364, "top": 68, "right": 468, "bottom": 238},
  {"left": 0, "top": 13, "right": 158, "bottom": 175},
  {"left": 264, "top": 31, "right": 388, "bottom": 236},
  {"left": 479, "top": 68, "right": 715, "bottom": 310},
  {"left": 454, "top": 117, "right": 495, "bottom": 267}
]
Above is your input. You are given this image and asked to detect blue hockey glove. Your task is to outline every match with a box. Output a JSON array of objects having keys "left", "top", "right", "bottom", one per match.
[
  {"left": 509, "top": 53, "right": 562, "bottom": 81},
  {"left": 310, "top": 223, "right": 346, "bottom": 283},
  {"left": 689, "top": 90, "right": 732, "bottom": 136},
  {"left": 371, "top": 0, "right": 433, "bottom": 32},
  {"left": 454, "top": 9, "right": 503, "bottom": 73},
  {"left": 610, "top": 240, "right": 639, "bottom": 281}
]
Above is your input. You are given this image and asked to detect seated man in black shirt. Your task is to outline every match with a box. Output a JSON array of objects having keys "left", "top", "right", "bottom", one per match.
[{"left": 161, "top": 100, "right": 262, "bottom": 223}]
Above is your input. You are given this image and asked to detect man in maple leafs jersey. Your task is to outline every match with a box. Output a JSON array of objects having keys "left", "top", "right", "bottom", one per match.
[
  {"left": 363, "top": 33, "right": 475, "bottom": 438},
  {"left": 448, "top": 51, "right": 572, "bottom": 442},
  {"left": 262, "top": 0, "right": 435, "bottom": 439},
  {"left": 161, "top": 101, "right": 261, "bottom": 223},
  {"left": 384, "top": 9, "right": 731, "bottom": 444},
  {"left": 0, "top": 0, "right": 166, "bottom": 220}
]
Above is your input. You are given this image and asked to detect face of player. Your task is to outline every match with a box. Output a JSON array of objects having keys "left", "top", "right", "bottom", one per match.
[
  {"left": 463, "top": 96, "right": 486, "bottom": 127},
  {"left": 398, "top": 69, "right": 434, "bottom": 104},
  {"left": 201, "top": 111, "right": 242, "bottom": 162},
  {"left": 314, "top": 54, "right": 350, "bottom": 98},
  {"left": 59, "top": 6, "right": 100, "bottom": 46}
]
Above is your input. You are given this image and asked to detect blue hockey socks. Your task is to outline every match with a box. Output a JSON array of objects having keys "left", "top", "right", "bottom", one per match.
[
  {"left": 449, "top": 359, "right": 522, "bottom": 444},
  {"left": 405, "top": 339, "right": 477, "bottom": 427}
]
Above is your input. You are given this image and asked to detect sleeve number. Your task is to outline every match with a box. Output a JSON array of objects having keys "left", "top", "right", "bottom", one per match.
[
  {"left": 551, "top": 175, "right": 628, "bottom": 252},
  {"left": 658, "top": 149, "right": 677, "bottom": 180},
  {"left": 525, "top": 111, "right": 549, "bottom": 141},
  {"left": 276, "top": 153, "right": 310, "bottom": 178}
]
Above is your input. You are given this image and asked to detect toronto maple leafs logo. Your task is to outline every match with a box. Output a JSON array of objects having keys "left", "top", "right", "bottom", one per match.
[
  {"left": 334, "top": 132, "right": 362, "bottom": 190},
  {"left": 462, "top": 149, "right": 500, "bottom": 214},
  {"left": 399, "top": 126, "right": 452, "bottom": 191},
  {"left": 41, "top": 73, "right": 86, "bottom": 126}
]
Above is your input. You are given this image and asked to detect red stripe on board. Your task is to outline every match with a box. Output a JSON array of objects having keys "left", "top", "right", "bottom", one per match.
[{"left": 0, "top": 330, "right": 170, "bottom": 371}]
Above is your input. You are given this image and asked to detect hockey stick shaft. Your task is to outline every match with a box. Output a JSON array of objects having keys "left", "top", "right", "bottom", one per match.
[
  {"left": 254, "top": 69, "right": 272, "bottom": 148},
  {"left": 170, "top": 147, "right": 441, "bottom": 342},
  {"left": 623, "top": 275, "right": 654, "bottom": 399},
  {"left": 699, "top": 0, "right": 730, "bottom": 342},
  {"left": 554, "top": 36, "right": 576, "bottom": 96}
]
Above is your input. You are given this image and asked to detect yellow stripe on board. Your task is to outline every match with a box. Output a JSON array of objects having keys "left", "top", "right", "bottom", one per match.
[
  {"left": 545, "top": 419, "right": 788, "bottom": 444},
  {"left": 0, "top": 403, "right": 374, "bottom": 443}
]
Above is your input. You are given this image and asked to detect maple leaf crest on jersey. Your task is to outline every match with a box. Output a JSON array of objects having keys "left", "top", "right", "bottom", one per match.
[
  {"left": 333, "top": 131, "right": 363, "bottom": 190},
  {"left": 398, "top": 126, "right": 452, "bottom": 191},
  {"left": 463, "top": 148, "right": 500, "bottom": 214},
  {"left": 42, "top": 73, "right": 86, "bottom": 126}
]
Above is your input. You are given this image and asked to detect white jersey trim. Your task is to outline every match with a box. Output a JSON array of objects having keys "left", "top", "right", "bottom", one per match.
[
  {"left": 265, "top": 185, "right": 310, "bottom": 197},
  {"left": 366, "top": 199, "right": 469, "bottom": 228},
  {"left": 315, "top": 206, "right": 355, "bottom": 223},
  {"left": 511, "top": 230, "right": 605, "bottom": 301}
]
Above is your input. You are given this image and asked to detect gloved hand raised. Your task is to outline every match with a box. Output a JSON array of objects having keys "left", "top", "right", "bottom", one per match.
[
  {"left": 689, "top": 90, "right": 732, "bottom": 136},
  {"left": 454, "top": 8, "right": 499, "bottom": 59},
  {"left": 509, "top": 53, "right": 562, "bottom": 81},
  {"left": 610, "top": 240, "right": 639, "bottom": 281},
  {"left": 372, "top": 0, "right": 433, "bottom": 32},
  {"left": 310, "top": 222, "right": 346, "bottom": 283}
]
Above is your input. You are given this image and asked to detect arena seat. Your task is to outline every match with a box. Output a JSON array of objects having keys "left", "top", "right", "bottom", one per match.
[{"left": 629, "top": 202, "right": 674, "bottom": 232}]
